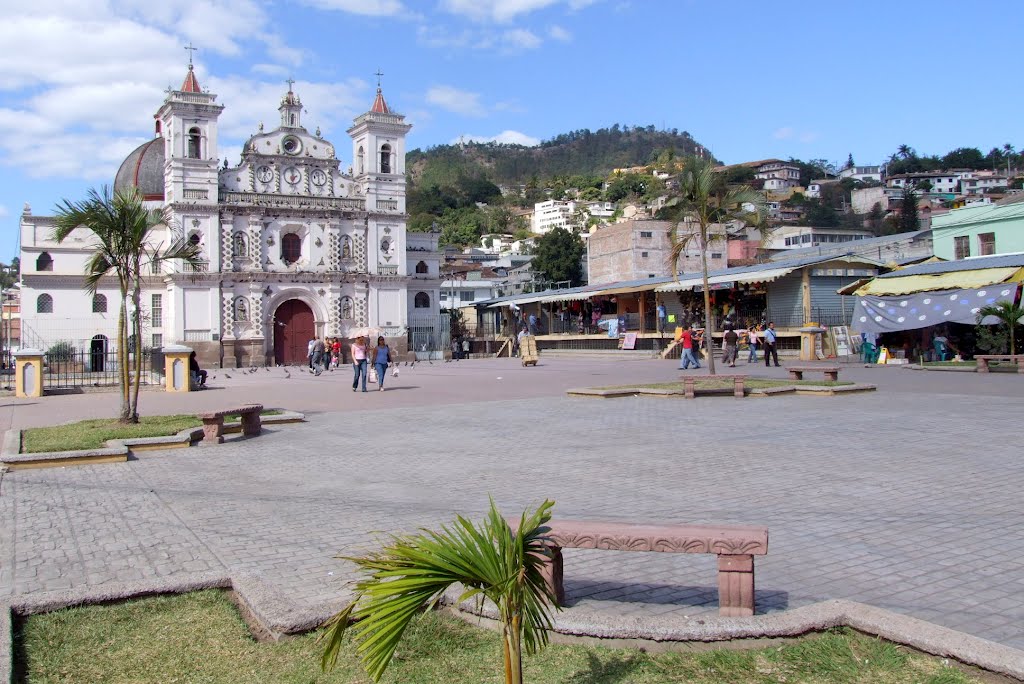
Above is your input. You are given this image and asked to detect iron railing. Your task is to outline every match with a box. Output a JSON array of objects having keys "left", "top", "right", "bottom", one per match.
[{"left": 42, "top": 349, "right": 161, "bottom": 389}]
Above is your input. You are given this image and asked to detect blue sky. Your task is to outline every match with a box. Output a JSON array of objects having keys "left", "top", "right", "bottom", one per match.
[{"left": 2, "top": 0, "right": 1022, "bottom": 262}]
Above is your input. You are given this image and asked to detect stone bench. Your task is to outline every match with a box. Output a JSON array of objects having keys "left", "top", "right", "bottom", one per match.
[
  {"left": 198, "top": 404, "right": 263, "bottom": 445},
  {"left": 680, "top": 373, "right": 747, "bottom": 398},
  {"left": 531, "top": 519, "right": 768, "bottom": 617},
  {"left": 785, "top": 365, "right": 840, "bottom": 382},
  {"left": 975, "top": 354, "right": 1024, "bottom": 374}
]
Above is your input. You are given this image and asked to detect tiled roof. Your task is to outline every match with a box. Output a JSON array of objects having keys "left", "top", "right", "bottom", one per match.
[
  {"left": 181, "top": 65, "right": 201, "bottom": 93},
  {"left": 876, "top": 253, "right": 1024, "bottom": 278},
  {"left": 370, "top": 88, "right": 390, "bottom": 113}
]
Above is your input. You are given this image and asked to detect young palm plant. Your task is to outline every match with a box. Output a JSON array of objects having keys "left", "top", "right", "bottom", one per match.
[
  {"left": 976, "top": 300, "right": 1024, "bottom": 354},
  {"left": 53, "top": 187, "right": 201, "bottom": 423},
  {"left": 664, "top": 157, "right": 766, "bottom": 375},
  {"left": 321, "top": 499, "right": 558, "bottom": 684}
]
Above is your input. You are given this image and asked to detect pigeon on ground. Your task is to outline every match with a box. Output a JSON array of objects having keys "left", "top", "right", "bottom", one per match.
[
  {"left": 225, "top": 373, "right": 232, "bottom": 379},
  {"left": 284, "top": 371, "right": 291, "bottom": 379},
  {"left": 264, "top": 367, "right": 270, "bottom": 372}
]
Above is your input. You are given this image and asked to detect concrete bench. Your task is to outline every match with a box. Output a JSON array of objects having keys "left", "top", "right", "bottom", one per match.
[
  {"left": 786, "top": 365, "right": 840, "bottom": 382},
  {"left": 534, "top": 519, "right": 768, "bottom": 616},
  {"left": 975, "top": 354, "right": 1024, "bottom": 374},
  {"left": 680, "top": 374, "right": 747, "bottom": 398},
  {"left": 198, "top": 404, "right": 263, "bottom": 445}
]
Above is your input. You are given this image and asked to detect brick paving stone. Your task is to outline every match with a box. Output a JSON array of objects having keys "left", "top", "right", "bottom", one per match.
[{"left": 0, "top": 360, "right": 1022, "bottom": 648}]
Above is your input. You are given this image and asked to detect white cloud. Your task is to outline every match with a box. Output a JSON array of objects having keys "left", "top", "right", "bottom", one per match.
[
  {"left": 440, "top": 0, "right": 568, "bottom": 22},
  {"left": 252, "top": 64, "right": 290, "bottom": 77},
  {"left": 426, "top": 86, "right": 487, "bottom": 117},
  {"left": 548, "top": 25, "right": 572, "bottom": 41},
  {"left": 502, "top": 28, "right": 542, "bottom": 50},
  {"left": 0, "top": 205, "right": 8, "bottom": 219},
  {"left": 297, "top": 0, "right": 405, "bottom": 15},
  {"left": 457, "top": 130, "right": 540, "bottom": 146},
  {"left": 772, "top": 126, "right": 818, "bottom": 144}
]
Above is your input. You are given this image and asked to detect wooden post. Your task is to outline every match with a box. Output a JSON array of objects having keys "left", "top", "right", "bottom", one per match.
[{"left": 801, "top": 267, "right": 812, "bottom": 325}]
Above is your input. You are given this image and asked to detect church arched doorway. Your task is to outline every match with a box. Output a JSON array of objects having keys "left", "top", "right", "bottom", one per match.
[
  {"left": 273, "top": 299, "right": 314, "bottom": 365},
  {"left": 90, "top": 335, "right": 108, "bottom": 372}
]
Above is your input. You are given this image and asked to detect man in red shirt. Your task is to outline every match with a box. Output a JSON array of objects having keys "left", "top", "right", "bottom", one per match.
[{"left": 678, "top": 324, "right": 701, "bottom": 370}]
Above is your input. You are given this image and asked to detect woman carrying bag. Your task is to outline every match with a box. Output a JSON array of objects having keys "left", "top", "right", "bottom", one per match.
[{"left": 373, "top": 336, "right": 393, "bottom": 392}]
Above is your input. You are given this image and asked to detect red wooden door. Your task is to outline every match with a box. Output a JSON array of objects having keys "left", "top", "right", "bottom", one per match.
[{"left": 273, "top": 299, "right": 314, "bottom": 365}]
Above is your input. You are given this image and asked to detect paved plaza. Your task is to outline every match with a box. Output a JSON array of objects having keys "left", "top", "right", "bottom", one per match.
[{"left": 1, "top": 358, "right": 1023, "bottom": 653}]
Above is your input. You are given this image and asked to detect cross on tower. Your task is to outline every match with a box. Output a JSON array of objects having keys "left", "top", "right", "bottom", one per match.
[
  {"left": 374, "top": 69, "right": 384, "bottom": 89},
  {"left": 285, "top": 77, "right": 295, "bottom": 92},
  {"left": 184, "top": 42, "right": 198, "bottom": 65}
]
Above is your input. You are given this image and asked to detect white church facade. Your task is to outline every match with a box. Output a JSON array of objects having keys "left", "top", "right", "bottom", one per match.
[{"left": 19, "top": 64, "right": 442, "bottom": 367}]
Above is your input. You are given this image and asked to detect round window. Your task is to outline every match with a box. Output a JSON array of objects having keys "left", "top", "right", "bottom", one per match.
[{"left": 282, "top": 135, "right": 302, "bottom": 155}]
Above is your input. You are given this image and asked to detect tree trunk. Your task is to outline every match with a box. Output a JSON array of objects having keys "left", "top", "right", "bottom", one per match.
[
  {"left": 129, "top": 279, "right": 143, "bottom": 422},
  {"left": 117, "top": 289, "right": 132, "bottom": 423},
  {"left": 700, "top": 228, "right": 716, "bottom": 375}
]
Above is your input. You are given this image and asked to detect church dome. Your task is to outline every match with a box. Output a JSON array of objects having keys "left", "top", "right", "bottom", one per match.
[{"left": 114, "top": 138, "right": 165, "bottom": 201}]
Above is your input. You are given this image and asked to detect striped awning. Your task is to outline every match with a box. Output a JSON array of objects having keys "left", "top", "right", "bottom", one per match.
[{"left": 656, "top": 266, "right": 798, "bottom": 292}]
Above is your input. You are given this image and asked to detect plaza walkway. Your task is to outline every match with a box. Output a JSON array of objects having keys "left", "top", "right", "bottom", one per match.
[{"left": 1, "top": 358, "right": 1022, "bottom": 652}]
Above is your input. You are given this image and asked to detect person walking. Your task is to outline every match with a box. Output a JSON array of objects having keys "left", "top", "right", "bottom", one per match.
[
  {"left": 678, "top": 324, "right": 701, "bottom": 370},
  {"left": 746, "top": 325, "right": 759, "bottom": 363},
  {"left": 763, "top": 321, "right": 780, "bottom": 367},
  {"left": 351, "top": 336, "right": 368, "bottom": 392},
  {"left": 331, "top": 337, "right": 342, "bottom": 369},
  {"left": 723, "top": 326, "right": 739, "bottom": 367},
  {"left": 306, "top": 337, "right": 316, "bottom": 370},
  {"left": 311, "top": 337, "right": 326, "bottom": 375},
  {"left": 373, "top": 336, "right": 392, "bottom": 392}
]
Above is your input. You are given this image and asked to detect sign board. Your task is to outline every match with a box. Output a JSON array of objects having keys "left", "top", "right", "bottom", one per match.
[
  {"left": 830, "top": 326, "right": 852, "bottom": 357},
  {"left": 621, "top": 332, "right": 638, "bottom": 350},
  {"left": 697, "top": 281, "right": 735, "bottom": 292}
]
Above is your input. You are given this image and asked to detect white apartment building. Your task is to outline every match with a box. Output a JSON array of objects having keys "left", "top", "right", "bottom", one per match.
[
  {"left": 886, "top": 172, "right": 962, "bottom": 194},
  {"left": 766, "top": 225, "right": 873, "bottom": 250},
  {"left": 531, "top": 200, "right": 615, "bottom": 234},
  {"left": 839, "top": 165, "right": 882, "bottom": 183},
  {"left": 755, "top": 161, "right": 802, "bottom": 190}
]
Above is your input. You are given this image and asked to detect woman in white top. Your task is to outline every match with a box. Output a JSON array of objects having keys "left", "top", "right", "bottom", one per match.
[
  {"left": 746, "top": 325, "right": 758, "bottom": 363},
  {"left": 351, "top": 336, "right": 368, "bottom": 392}
]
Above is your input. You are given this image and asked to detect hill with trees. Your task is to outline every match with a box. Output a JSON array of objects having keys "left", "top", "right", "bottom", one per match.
[{"left": 407, "top": 125, "right": 711, "bottom": 189}]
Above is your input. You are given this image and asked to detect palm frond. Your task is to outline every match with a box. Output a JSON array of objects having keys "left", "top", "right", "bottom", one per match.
[{"left": 320, "top": 499, "right": 558, "bottom": 682}]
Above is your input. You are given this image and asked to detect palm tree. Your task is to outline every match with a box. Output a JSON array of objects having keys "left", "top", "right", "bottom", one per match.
[
  {"left": 897, "top": 144, "right": 915, "bottom": 160},
  {"left": 53, "top": 187, "right": 200, "bottom": 423},
  {"left": 1002, "top": 143, "right": 1016, "bottom": 175},
  {"left": 321, "top": 499, "right": 558, "bottom": 684},
  {"left": 663, "top": 157, "right": 766, "bottom": 375},
  {"left": 977, "top": 300, "right": 1024, "bottom": 355}
]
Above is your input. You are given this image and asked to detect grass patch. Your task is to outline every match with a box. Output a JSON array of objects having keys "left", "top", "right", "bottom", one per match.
[
  {"left": 21, "top": 410, "right": 284, "bottom": 453},
  {"left": 15, "top": 590, "right": 981, "bottom": 683},
  {"left": 594, "top": 378, "right": 854, "bottom": 391}
]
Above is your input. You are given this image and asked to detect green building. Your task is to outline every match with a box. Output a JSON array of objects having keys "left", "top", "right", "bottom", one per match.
[{"left": 931, "top": 200, "right": 1024, "bottom": 260}]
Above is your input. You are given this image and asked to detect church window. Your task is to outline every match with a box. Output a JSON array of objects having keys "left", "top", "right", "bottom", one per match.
[
  {"left": 235, "top": 297, "right": 249, "bottom": 322},
  {"left": 357, "top": 147, "right": 365, "bottom": 175},
  {"left": 37, "top": 294, "right": 53, "bottom": 314},
  {"left": 340, "top": 296, "right": 353, "bottom": 319},
  {"left": 92, "top": 294, "right": 107, "bottom": 313},
  {"left": 36, "top": 252, "right": 53, "bottom": 271},
  {"left": 415, "top": 260, "right": 428, "bottom": 274},
  {"left": 414, "top": 292, "right": 431, "bottom": 309},
  {"left": 341, "top": 236, "right": 352, "bottom": 259},
  {"left": 151, "top": 294, "right": 163, "bottom": 327},
  {"left": 380, "top": 238, "right": 391, "bottom": 254},
  {"left": 187, "top": 127, "right": 202, "bottom": 159},
  {"left": 380, "top": 144, "right": 392, "bottom": 174},
  {"left": 189, "top": 232, "right": 202, "bottom": 247},
  {"left": 233, "top": 232, "right": 247, "bottom": 257},
  {"left": 282, "top": 233, "right": 301, "bottom": 264}
]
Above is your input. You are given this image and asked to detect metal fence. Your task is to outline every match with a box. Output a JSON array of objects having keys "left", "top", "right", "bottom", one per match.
[
  {"left": 42, "top": 349, "right": 161, "bottom": 390},
  {"left": 408, "top": 314, "right": 450, "bottom": 361}
]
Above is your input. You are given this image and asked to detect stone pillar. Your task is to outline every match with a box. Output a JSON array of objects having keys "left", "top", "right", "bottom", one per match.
[
  {"left": 717, "top": 554, "right": 755, "bottom": 617},
  {"left": 163, "top": 344, "right": 194, "bottom": 392},
  {"left": 798, "top": 326, "right": 827, "bottom": 362},
  {"left": 15, "top": 348, "right": 44, "bottom": 398}
]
